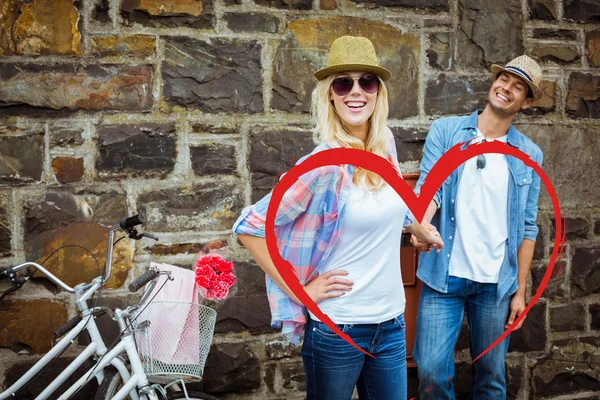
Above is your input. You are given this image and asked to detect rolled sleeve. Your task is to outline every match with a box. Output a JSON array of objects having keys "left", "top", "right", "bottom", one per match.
[
  {"left": 232, "top": 203, "right": 268, "bottom": 238},
  {"left": 232, "top": 167, "right": 322, "bottom": 238},
  {"left": 403, "top": 212, "right": 414, "bottom": 228}
]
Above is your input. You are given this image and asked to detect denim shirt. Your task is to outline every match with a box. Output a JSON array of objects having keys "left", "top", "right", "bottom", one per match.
[{"left": 414, "top": 110, "right": 543, "bottom": 304}]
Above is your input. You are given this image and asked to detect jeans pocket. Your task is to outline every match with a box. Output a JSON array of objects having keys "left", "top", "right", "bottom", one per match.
[
  {"left": 392, "top": 314, "right": 406, "bottom": 329},
  {"left": 312, "top": 320, "right": 350, "bottom": 338}
]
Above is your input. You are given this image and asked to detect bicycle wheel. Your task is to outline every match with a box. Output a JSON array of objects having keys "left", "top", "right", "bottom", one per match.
[
  {"left": 167, "top": 392, "right": 219, "bottom": 400},
  {"left": 94, "top": 368, "right": 131, "bottom": 400},
  {"left": 95, "top": 368, "right": 218, "bottom": 400}
]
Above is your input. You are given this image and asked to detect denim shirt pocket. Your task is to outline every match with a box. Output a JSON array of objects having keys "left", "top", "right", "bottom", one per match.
[
  {"left": 515, "top": 170, "right": 533, "bottom": 186},
  {"left": 515, "top": 170, "right": 533, "bottom": 208}
]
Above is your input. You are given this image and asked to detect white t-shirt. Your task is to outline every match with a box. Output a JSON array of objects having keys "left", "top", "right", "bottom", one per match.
[
  {"left": 448, "top": 129, "right": 509, "bottom": 283},
  {"left": 309, "top": 183, "right": 409, "bottom": 324}
]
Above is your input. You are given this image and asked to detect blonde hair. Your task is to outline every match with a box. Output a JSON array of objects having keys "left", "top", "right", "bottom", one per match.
[{"left": 311, "top": 73, "right": 390, "bottom": 191}]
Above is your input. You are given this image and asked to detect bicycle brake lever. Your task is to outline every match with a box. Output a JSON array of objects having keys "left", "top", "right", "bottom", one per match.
[
  {"left": 0, "top": 284, "right": 22, "bottom": 302},
  {"left": 12, "top": 276, "right": 29, "bottom": 285},
  {"left": 127, "top": 230, "right": 158, "bottom": 241},
  {"left": 140, "top": 233, "right": 159, "bottom": 241},
  {"left": 159, "top": 270, "right": 173, "bottom": 281}
]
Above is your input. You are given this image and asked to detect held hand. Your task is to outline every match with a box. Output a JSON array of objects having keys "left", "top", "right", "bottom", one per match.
[
  {"left": 411, "top": 222, "right": 444, "bottom": 253},
  {"left": 506, "top": 293, "right": 527, "bottom": 331},
  {"left": 410, "top": 234, "right": 434, "bottom": 253},
  {"left": 304, "top": 270, "right": 353, "bottom": 304}
]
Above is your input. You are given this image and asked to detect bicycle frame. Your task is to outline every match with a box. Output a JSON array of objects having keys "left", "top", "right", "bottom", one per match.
[
  {"left": 0, "top": 223, "right": 174, "bottom": 400},
  {"left": 0, "top": 277, "right": 125, "bottom": 400},
  {"left": 58, "top": 280, "right": 181, "bottom": 400},
  {"left": 58, "top": 320, "right": 155, "bottom": 400},
  {"left": 0, "top": 314, "right": 97, "bottom": 399},
  {"left": 0, "top": 227, "right": 138, "bottom": 400}
]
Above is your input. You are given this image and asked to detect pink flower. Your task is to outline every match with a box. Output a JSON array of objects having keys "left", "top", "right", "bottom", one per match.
[
  {"left": 215, "top": 260, "right": 233, "bottom": 273},
  {"left": 194, "top": 251, "right": 236, "bottom": 302},
  {"left": 212, "top": 281, "right": 232, "bottom": 300},
  {"left": 195, "top": 264, "right": 216, "bottom": 289},
  {"left": 220, "top": 272, "right": 236, "bottom": 287}
]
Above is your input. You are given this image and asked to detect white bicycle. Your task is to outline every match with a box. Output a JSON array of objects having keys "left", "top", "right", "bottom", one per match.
[{"left": 0, "top": 213, "right": 218, "bottom": 400}]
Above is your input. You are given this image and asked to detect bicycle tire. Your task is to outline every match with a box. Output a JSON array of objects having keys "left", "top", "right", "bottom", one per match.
[
  {"left": 94, "top": 368, "right": 128, "bottom": 400},
  {"left": 167, "top": 391, "right": 219, "bottom": 400},
  {"left": 94, "top": 368, "right": 219, "bottom": 400}
]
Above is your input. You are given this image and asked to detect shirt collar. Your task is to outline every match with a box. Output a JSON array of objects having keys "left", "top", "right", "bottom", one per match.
[{"left": 461, "top": 109, "right": 521, "bottom": 148}]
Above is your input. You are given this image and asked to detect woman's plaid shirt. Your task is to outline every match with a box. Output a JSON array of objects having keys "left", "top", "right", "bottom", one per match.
[{"left": 233, "top": 132, "right": 411, "bottom": 343}]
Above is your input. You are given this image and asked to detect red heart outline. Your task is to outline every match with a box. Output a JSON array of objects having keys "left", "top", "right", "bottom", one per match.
[{"left": 265, "top": 141, "right": 563, "bottom": 361}]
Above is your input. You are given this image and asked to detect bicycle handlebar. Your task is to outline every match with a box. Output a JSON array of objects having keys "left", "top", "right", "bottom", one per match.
[
  {"left": 5, "top": 262, "right": 76, "bottom": 293},
  {"left": 1, "top": 213, "right": 152, "bottom": 298},
  {"left": 119, "top": 213, "right": 146, "bottom": 231},
  {"left": 54, "top": 314, "right": 83, "bottom": 338},
  {"left": 102, "top": 213, "right": 149, "bottom": 285},
  {"left": 128, "top": 269, "right": 159, "bottom": 293}
]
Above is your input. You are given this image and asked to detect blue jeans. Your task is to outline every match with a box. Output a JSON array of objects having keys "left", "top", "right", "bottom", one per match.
[
  {"left": 302, "top": 314, "right": 407, "bottom": 400},
  {"left": 413, "top": 276, "right": 511, "bottom": 399}
]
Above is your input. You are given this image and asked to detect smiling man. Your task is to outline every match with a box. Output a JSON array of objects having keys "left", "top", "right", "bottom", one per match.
[{"left": 410, "top": 55, "right": 544, "bottom": 399}]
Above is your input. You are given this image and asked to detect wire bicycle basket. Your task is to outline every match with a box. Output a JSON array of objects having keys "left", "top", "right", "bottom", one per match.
[{"left": 133, "top": 301, "right": 217, "bottom": 381}]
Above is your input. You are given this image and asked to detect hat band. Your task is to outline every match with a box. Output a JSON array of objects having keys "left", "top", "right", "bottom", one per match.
[{"left": 504, "top": 66, "right": 533, "bottom": 83}]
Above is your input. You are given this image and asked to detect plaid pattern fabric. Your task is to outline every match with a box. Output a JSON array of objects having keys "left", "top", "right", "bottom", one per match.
[{"left": 232, "top": 132, "right": 412, "bottom": 343}]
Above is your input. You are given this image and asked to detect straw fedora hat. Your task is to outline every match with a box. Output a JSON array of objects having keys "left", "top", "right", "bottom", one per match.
[
  {"left": 314, "top": 36, "right": 392, "bottom": 81},
  {"left": 491, "top": 55, "right": 543, "bottom": 100}
]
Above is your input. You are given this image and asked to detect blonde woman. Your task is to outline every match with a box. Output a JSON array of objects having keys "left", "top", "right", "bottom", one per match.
[{"left": 233, "top": 36, "right": 443, "bottom": 399}]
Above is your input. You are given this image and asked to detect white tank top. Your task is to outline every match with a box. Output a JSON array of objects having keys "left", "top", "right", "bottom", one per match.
[{"left": 309, "top": 183, "right": 408, "bottom": 324}]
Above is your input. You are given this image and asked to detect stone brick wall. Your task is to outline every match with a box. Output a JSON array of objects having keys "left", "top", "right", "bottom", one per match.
[{"left": 0, "top": 0, "right": 599, "bottom": 399}]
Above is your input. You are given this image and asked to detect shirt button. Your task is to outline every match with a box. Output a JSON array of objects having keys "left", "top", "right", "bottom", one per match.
[
  {"left": 523, "top": 178, "right": 527, "bottom": 182},
  {"left": 451, "top": 217, "right": 455, "bottom": 221},
  {"left": 447, "top": 254, "right": 450, "bottom": 258},
  {"left": 449, "top": 236, "right": 453, "bottom": 240},
  {"left": 451, "top": 199, "right": 455, "bottom": 203}
]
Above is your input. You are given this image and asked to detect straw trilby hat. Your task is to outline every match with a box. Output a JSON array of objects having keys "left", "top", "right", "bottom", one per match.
[
  {"left": 314, "top": 36, "right": 392, "bottom": 81},
  {"left": 491, "top": 55, "right": 543, "bottom": 100}
]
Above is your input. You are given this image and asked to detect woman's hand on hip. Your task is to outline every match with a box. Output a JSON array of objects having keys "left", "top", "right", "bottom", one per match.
[{"left": 304, "top": 270, "right": 353, "bottom": 304}]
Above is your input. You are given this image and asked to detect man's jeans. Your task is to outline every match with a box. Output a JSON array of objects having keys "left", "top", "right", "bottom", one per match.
[
  {"left": 302, "top": 314, "right": 407, "bottom": 400},
  {"left": 413, "top": 276, "right": 511, "bottom": 399}
]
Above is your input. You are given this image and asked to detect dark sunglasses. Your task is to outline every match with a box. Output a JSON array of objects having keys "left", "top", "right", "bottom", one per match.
[
  {"left": 476, "top": 154, "right": 486, "bottom": 169},
  {"left": 331, "top": 75, "right": 380, "bottom": 96}
]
